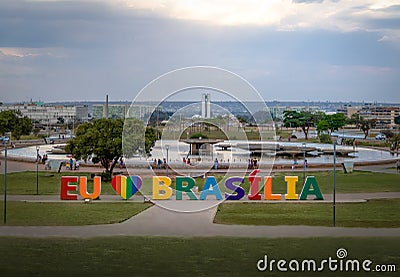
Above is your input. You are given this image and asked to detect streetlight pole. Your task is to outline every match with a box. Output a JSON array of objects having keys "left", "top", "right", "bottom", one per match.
[
  {"left": 302, "top": 142, "right": 306, "bottom": 184},
  {"left": 3, "top": 134, "right": 9, "bottom": 224},
  {"left": 333, "top": 141, "right": 337, "bottom": 227},
  {"left": 165, "top": 145, "right": 169, "bottom": 177},
  {"left": 36, "top": 146, "right": 39, "bottom": 195}
]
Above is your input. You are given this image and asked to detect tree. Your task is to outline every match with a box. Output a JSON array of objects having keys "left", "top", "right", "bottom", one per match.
[
  {"left": 66, "top": 118, "right": 124, "bottom": 179},
  {"left": 283, "top": 110, "right": 315, "bottom": 140},
  {"left": 316, "top": 119, "right": 329, "bottom": 135},
  {"left": 394, "top": 115, "right": 400, "bottom": 126},
  {"left": 348, "top": 113, "right": 376, "bottom": 139},
  {"left": 122, "top": 119, "right": 159, "bottom": 158},
  {"left": 57, "top": 117, "right": 65, "bottom": 125},
  {"left": 145, "top": 126, "right": 159, "bottom": 156},
  {"left": 122, "top": 118, "right": 145, "bottom": 158},
  {"left": 235, "top": 115, "right": 249, "bottom": 125},
  {"left": 0, "top": 110, "right": 32, "bottom": 139},
  {"left": 324, "top": 113, "right": 346, "bottom": 133},
  {"left": 389, "top": 134, "right": 400, "bottom": 152}
]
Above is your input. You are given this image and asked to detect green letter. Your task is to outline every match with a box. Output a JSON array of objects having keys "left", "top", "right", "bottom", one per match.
[
  {"left": 300, "top": 176, "right": 324, "bottom": 200},
  {"left": 176, "top": 176, "right": 198, "bottom": 200}
]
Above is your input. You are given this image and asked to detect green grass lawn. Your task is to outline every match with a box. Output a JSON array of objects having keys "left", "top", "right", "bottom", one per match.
[
  {"left": 0, "top": 237, "right": 398, "bottom": 276},
  {"left": 0, "top": 170, "right": 399, "bottom": 196},
  {"left": 0, "top": 171, "right": 155, "bottom": 195},
  {"left": 214, "top": 199, "right": 400, "bottom": 228},
  {"left": 233, "top": 170, "right": 400, "bottom": 195},
  {"left": 191, "top": 170, "right": 400, "bottom": 195},
  {"left": 0, "top": 202, "right": 152, "bottom": 226}
]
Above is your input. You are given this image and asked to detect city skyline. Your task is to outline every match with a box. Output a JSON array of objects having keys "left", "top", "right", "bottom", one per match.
[{"left": 1, "top": 0, "right": 400, "bottom": 103}]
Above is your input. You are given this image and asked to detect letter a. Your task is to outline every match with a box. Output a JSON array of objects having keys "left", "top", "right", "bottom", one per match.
[
  {"left": 299, "top": 176, "right": 324, "bottom": 200},
  {"left": 199, "top": 176, "right": 222, "bottom": 200}
]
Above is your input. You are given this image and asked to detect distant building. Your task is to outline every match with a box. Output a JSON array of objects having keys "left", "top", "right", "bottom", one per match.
[
  {"left": 0, "top": 102, "right": 88, "bottom": 124},
  {"left": 359, "top": 105, "right": 400, "bottom": 129},
  {"left": 92, "top": 103, "right": 160, "bottom": 120},
  {"left": 337, "top": 105, "right": 359, "bottom": 118},
  {"left": 337, "top": 104, "right": 400, "bottom": 129}
]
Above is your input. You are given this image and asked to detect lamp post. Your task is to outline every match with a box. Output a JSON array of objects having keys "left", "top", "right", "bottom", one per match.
[
  {"left": 165, "top": 145, "right": 169, "bottom": 177},
  {"left": 333, "top": 141, "right": 337, "bottom": 227},
  {"left": 36, "top": 146, "right": 39, "bottom": 195},
  {"left": 3, "top": 133, "right": 10, "bottom": 224},
  {"left": 302, "top": 142, "right": 306, "bottom": 184}
]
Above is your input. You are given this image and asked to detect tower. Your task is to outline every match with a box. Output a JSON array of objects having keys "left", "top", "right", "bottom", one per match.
[
  {"left": 201, "top": 93, "right": 211, "bottom": 118},
  {"left": 103, "top": 94, "right": 109, "bottom": 119}
]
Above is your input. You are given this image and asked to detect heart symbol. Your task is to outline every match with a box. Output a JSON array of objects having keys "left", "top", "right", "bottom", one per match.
[{"left": 111, "top": 175, "right": 142, "bottom": 200}]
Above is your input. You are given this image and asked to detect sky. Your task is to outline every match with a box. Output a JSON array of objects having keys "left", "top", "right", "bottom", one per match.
[{"left": 0, "top": 0, "right": 400, "bottom": 103}]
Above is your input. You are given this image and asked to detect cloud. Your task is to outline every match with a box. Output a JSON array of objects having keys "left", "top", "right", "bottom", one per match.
[
  {"left": 0, "top": 47, "right": 60, "bottom": 59},
  {"left": 0, "top": 0, "right": 399, "bottom": 103}
]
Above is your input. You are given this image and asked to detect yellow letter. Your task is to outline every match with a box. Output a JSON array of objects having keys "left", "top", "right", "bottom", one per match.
[
  {"left": 264, "top": 176, "right": 281, "bottom": 200},
  {"left": 152, "top": 176, "right": 172, "bottom": 200},
  {"left": 285, "top": 176, "right": 299, "bottom": 200}
]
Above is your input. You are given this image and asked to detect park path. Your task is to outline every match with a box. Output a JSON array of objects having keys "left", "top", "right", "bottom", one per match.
[
  {"left": 1, "top": 159, "right": 399, "bottom": 238},
  {"left": 1, "top": 194, "right": 400, "bottom": 238}
]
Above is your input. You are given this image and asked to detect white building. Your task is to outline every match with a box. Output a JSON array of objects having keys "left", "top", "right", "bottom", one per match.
[{"left": 0, "top": 103, "right": 89, "bottom": 124}]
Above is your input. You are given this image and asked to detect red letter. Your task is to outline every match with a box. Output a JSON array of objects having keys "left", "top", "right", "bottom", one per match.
[
  {"left": 248, "top": 169, "right": 262, "bottom": 200},
  {"left": 61, "top": 176, "right": 78, "bottom": 200}
]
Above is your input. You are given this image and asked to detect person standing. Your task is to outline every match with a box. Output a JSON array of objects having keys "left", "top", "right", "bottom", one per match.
[
  {"left": 214, "top": 158, "right": 219, "bottom": 170},
  {"left": 397, "top": 160, "right": 400, "bottom": 173}
]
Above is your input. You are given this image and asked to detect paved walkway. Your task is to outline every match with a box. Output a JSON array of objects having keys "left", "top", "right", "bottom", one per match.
[
  {"left": 2, "top": 158, "right": 399, "bottom": 175},
  {"left": 1, "top": 159, "right": 399, "bottom": 238},
  {"left": 6, "top": 192, "right": 400, "bottom": 203},
  {"left": 1, "top": 193, "right": 400, "bottom": 238}
]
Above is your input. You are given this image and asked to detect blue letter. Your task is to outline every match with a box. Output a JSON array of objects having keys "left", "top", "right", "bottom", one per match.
[{"left": 199, "top": 176, "right": 222, "bottom": 200}]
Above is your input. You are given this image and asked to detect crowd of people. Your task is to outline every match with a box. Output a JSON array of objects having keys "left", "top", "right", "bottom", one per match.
[{"left": 247, "top": 158, "right": 258, "bottom": 169}]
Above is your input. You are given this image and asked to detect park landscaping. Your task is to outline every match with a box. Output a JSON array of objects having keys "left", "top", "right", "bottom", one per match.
[
  {"left": 214, "top": 199, "right": 400, "bottom": 228},
  {"left": 0, "top": 236, "right": 398, "bottom": 276},
  {"left": 0, "top": 202, "right": 152, "bottom": 226},
  {"left": 0, "top": 170, "right": 399, "bottom": 195}
]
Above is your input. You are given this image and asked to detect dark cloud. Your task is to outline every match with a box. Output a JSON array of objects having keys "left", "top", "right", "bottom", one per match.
[{"left": 0, "top": 0, "right": 399, "bottom": 102}]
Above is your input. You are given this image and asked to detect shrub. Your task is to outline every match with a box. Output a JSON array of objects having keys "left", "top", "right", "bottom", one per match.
[{"left": 319, "top": 134, "right": 332, "bottom": 143}]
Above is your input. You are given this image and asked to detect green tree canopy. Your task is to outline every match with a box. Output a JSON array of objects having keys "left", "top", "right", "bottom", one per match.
[
  {"left": 283, "top": 110, "right": 315, "bottom": 140},
  {"left": 122, "top": 118, "right": 145, "bottom": 158},
  {"left": 122, "top": 118, "right": 159, "bottom": 157},
  {"left": 348, "top": 113, "right": 376, "bottom": 139},
  {"left": 145, "top": 126, "right": 159, "bottom": 156},
  {"left": 0, "top": 110, "right": 33, "bottom": 139},
  {"left": 316, "top": 119, "right": 329, "bottom": 134},
  {"left": 394, "top": 115, "right": 400, "bottom": 126},
  {"left": 66, "top": 118, "right": 124, "bottom": 177},
  {"left": 324, "top": 113, "right": 346, "bottom": 133}
]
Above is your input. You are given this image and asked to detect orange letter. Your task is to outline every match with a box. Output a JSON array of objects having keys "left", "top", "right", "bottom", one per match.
[
  {"left": 79, "top": 176, "right": 101, "bottom": 200},
  {"left": 264, "top": 176, "right": 281, "bottom": 200}
]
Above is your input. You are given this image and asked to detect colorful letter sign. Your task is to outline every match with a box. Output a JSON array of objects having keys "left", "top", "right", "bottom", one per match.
[{"left": 60, "top": 170, "right": 323, "bottom": 201}]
